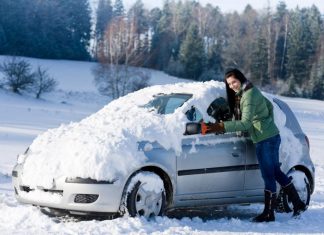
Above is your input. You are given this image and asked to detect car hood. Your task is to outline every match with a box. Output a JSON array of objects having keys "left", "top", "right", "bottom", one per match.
[{"left": 20, "top": 81, "right": 226, "bottom": 188}]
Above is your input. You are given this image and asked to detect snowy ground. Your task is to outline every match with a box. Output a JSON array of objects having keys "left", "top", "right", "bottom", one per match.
[{"left": 0, "top": 56, "right": 324, "bottom": 234}]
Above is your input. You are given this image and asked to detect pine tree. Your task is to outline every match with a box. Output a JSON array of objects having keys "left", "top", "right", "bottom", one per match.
[
  {"left": 127, "top": 0, "right": 149, "bottom": 66},
  {"left": 286, "top": 7, "right": 321, "bottom": 94},
  {"left": 95, "top": 0, "right": 113, "bottom": 58},
  {"left": 0, "top": 0, "right": 91, "bottom": 60},
  {"left": 96, "top": 0, "right": 113, "bottom": 40},
  {"left": 311, "top": 73, "right": 324, "bottom": 99},
  {"left": 0, "top": 0, "right": 31, "bottom": 55},
  {"left": 149, "top": 0, "right": 173, "bottom": 70},
  {"left": 113, "top": 0, "right": 125, "bottom": 17},
  {"left": 128, "top": 0, "right": 148, "bottom": 35},
  {"left": 62, "top": 0, "right": 92, "bottom": 60},
  {"left": 179, "top": 23, "right": 205, "bottom": 80},
  {"left": 273, "top": 1, "right": 289, "bottom": 80},
  {"left": 251, "top": 32, "right": 269, "bottom": 86}
]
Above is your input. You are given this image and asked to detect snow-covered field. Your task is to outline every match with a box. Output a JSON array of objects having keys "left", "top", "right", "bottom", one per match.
[{"left": 1, "top": 56, "right": 324, "bottom": 234}]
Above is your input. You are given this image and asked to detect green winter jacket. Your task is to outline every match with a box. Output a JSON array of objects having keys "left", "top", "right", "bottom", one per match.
[{"left": 223, "top": 86, "right": 279, "bottom": 143}]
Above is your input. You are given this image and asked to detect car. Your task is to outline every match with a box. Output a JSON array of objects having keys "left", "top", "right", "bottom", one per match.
[{"left": 12, "top": 80, "right": 315, "bottom": 219}]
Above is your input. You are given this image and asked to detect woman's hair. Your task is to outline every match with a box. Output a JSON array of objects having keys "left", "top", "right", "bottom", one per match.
[
  {"left": 224, "top": 68, "right": 247, "bottom": 115},
  {"left": 225, "top": 68, "right": 247, "bottom": 83}
]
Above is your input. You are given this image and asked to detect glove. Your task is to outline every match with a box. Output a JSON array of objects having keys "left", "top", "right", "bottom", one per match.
[{"left": 201, "top": 122, "right": 225, "bottom": 135}]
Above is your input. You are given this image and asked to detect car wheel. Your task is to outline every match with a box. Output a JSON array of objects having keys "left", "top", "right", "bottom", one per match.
[
  {"left": 126, "top": 171, "right": 166, "bottom": 218},
  {"left": 276, "top": 170, "right": 310, "bottom": 213}
]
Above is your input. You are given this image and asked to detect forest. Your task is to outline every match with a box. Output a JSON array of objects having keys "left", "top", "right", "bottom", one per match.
[{"left": 0, "top": 0, "right": 323, "bottom": 99}]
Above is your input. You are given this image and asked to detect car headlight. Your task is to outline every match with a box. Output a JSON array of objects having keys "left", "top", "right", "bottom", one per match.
[{"left": 65, "top": 177, "right": 118, "bottom": 184}]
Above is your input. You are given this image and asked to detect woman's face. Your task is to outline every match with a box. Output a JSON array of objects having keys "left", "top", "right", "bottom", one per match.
[{"left": 226, "top": 76, "right": 241, "bottom": 93}]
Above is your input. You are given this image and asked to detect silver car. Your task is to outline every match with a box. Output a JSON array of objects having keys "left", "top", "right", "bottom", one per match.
[{"left": 12, "top": 82, "right": 315, "bottom": 219}]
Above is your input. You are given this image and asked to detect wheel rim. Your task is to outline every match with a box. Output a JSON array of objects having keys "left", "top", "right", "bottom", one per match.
[{"left": 135, "top": 183, "right": 163, "bottom": 218}]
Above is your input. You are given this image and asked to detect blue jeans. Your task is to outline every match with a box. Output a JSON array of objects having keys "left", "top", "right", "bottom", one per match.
[{"left": 255, "top": 134, "right": 290, "bottom": 193}]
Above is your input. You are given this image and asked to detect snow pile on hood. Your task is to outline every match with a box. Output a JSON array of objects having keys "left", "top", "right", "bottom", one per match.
[{"left": 20, "top": 81, "right": 226, "bottom": 188}]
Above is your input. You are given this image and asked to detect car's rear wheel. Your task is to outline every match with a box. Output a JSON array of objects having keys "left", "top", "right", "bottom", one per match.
[
  {"left": 276, "top": 170, "right": 310, "bottom": 213},
  {"left": 126, "top": 171, "right": 166, "bottom": 218}
]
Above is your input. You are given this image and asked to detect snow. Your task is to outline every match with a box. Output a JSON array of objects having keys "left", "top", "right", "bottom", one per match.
[
  {"left": 1, "top": 56, "right": 324, "bottom": 234},
  {"left": 271, "top": 98, "right": 304, "bottom": 164},
  {"left": 19, "top": 81, "right": 227, "bottom": 189},
  {"left": 126, "top": 171, "right": 165, "bottom": 195}
]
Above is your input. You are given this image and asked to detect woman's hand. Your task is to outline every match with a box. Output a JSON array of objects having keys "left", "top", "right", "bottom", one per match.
[{"left": 201, "top": 122, "right": 225, "bottom": 135}]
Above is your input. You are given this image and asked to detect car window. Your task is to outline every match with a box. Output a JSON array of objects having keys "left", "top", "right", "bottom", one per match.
[
  {"left": 165, "top": 97, "right": 188, "bottom": 114},
  {"left": 207, "top": 97, "right": 232, "bottom": 122},
  {"left": 185, "top": 106, "right": 203, "bottom": 122},
  {"left": 145, "top": 93, "right": 192, "bottom": 114}
]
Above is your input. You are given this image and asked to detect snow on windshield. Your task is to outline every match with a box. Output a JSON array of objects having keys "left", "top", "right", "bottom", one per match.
[{"left": 20, "top": 81, "right": 226, "bottom": 188}]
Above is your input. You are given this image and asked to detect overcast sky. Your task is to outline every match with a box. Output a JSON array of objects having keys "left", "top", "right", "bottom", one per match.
[{"left": 122, "top": 0, "right": 324, "bottom": 13}]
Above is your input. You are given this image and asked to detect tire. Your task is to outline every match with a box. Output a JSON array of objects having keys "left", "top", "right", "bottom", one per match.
[
  {"left": 126, "top": 171, "right": 166, "bottom": 218},
  {"left": 276, "top": 170, "right": 310, "bottom": 213}
]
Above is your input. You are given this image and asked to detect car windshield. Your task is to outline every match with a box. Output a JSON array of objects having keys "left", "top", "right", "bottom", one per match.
[{"left": 145, "top": 93, "right": 193, "bottom": 114}]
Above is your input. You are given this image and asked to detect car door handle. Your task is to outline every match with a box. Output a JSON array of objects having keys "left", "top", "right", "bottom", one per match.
[{"left": 232, "top": 153, "right": 240, "bottom": 157}]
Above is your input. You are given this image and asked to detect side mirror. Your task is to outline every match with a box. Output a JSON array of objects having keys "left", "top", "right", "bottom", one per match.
[{"left": 184, "top": 122, "right": 201, "bottom": 135}]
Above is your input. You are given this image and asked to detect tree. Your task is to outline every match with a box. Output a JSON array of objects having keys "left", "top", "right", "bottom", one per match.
[
  {"left": 94, "top": 16, "right": 150, "bottom": 98},
  {"left": 203, "top": 43, "right": 224, "bottom": 81},
  {"left": 96, "top": 0, "right": 113, "bottom": 39},
  {"left": 0, "top": 25, "right": 6, "bottom": 53},
  {"left": 94, "top": 0, "right": 113, "bottom": 58},
  {"left": 200, "top": 5, "right": 225, "bottom": 80},
  {"left": 311, "top": 73, "right": 324, "bottom": 99},
  {"left": 113, "top": 0, "right": 125, "bottom": 17},
  {"left": 93, "top": 64, "right": 149, "bottom": 98},
  {"left": 128, "top": 0, "right": 148, "bottom": 36},
  {"left": 0, "top": 0, "right": 91, "bottom": 60},
  {"left": 179, "top": 23, "right": 205, "bottom": 80},
  {"left": 60, "top": 0, "right": 92, "bottom": 60},
  {"left": 128, "top": 0, "right": 149, "bottom": 65},
  {"left": 222, "top": 5, "right": 260, "bottom": 73},
  {"left": 0, "top": 57, "right": 34, "bottom": 93},
  {"left": 273, "top": 1, "right": 289, "bottom": 80},
  {"left": 0, "top": 0, "right": 31, "bottom": 55},
  {"left": 285, "top": 7, "right": 321, "bottom": 94},
  {"left": 149, "top": 0, "right": 174, "bottom": 70},
  {"left": 32, "top": 66, "right": 58, "bottom": 99},
  {"left": 251, "top": 32, "right": 269, "bottom": 86}
]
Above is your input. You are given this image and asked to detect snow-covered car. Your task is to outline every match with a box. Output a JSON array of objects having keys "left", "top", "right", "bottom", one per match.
[{"left": 12, "top": 81, "right": 315, "bottom": 219}]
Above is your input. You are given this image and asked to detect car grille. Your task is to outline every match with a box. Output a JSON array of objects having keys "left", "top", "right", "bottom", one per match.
[
  {"left": 20, "top": 186, "right": 63, "bottom": 196},
  {"left": 43, "top": 189, "right": 63, "bottom": 196},
  {"left": 74, "top": 194, "right": 99, "bottom": 203}
]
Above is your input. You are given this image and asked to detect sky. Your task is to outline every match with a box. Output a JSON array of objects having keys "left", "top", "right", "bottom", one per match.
[{"left": 122, "top": 0, "right": 324, "bottom": 13}]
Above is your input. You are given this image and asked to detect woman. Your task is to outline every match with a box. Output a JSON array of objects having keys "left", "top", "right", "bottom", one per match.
[{"left": 201, "top": 68, "right": 306, "bottom": 222}]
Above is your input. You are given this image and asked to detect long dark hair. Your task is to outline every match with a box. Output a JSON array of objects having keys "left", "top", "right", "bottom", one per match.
[{"left": 224, "top": 68, "right": 247, "bottom": 116}]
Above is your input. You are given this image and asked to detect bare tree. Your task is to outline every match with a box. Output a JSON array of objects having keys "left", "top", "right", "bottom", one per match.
[
  {"left": 93, "top": 16, "right": 150, "bottom": 99},
  {"left": 0, "top": 57, "right": 34, "bottom": 93},
  {"left": 32, "top": 66, "right": 58, "bottom": 99},
  {"left": 93, "top": 64, "right": 149, "bottom": 98}
]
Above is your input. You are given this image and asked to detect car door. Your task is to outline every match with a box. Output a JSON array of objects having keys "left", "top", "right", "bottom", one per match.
[
  {"left": 244, "top": 137, "right": 264, "bottom": 196},
  {"left": 175, "top": 100, "right": 247, "bottom": 206}
]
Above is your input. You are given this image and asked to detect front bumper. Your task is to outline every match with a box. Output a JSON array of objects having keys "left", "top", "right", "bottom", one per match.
[{"left": 12, "top": 164, "right": 124, "bottom": 214}]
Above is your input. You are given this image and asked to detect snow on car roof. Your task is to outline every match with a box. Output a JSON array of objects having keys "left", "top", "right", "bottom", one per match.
[{"left": 20, "top": 81, "right": 226, "bottom": 188}]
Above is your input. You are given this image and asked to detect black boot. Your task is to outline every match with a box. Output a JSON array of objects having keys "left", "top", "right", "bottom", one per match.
[
  {"left": 253, "top": 190, "right": 276, "bottom": 222},
  {"left": 283, "top": 182, "right": 306, "bottom": 217}
]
